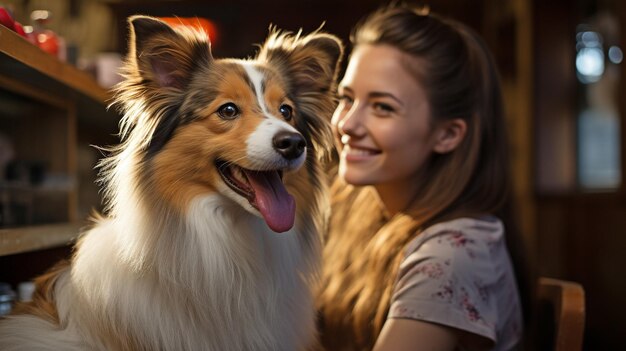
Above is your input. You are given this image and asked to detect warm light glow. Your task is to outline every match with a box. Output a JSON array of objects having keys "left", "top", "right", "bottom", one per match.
[{"left": 159, "top": 17, "right": 219, "bottom": 46}]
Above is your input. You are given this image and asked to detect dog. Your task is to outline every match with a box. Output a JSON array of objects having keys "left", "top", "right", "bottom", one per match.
[{"left": 0, "top": 16, "right": 342, "bottom": 350}]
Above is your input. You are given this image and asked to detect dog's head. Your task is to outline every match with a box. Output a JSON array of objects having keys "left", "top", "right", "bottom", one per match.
[{"left": 108, "top": 16, "right": 342, "bottom": 233}]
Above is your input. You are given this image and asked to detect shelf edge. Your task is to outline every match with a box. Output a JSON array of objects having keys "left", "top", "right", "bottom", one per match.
[
  {"left": 0, "top": 222, "right": 83, "bottom": 256},
  {"left": 0, "top": 25, "right": 111, "bottom": 103}
]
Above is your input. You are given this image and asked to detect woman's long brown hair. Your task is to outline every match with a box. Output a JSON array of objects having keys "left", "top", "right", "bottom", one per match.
[{"left": 317, "top": 4, "right": 532, "bottom": 350}]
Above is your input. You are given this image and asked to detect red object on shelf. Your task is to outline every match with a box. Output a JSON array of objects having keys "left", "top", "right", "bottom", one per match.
[
  {"left": 35, "top": 30, "right": 59, "bottom": 56},
  {"left": 29, "top": 9, "right": 61, "bottom": 57},
  {"left": 13, "top": 21, "right": 26, "bottom": 37},
  {"left": 0, "top": 7, "right": 16, "bottom": 31},
  {"left": 159, "top": 17, "right": 218, "bottom": 45},
  {"left": 24, "top": 27, "right": 37, "bottom": 45}
]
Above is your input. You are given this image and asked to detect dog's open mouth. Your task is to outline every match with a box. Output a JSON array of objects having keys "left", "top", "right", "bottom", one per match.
[{"left": 215, "top": 159, "right": 295, "bottom": 233}]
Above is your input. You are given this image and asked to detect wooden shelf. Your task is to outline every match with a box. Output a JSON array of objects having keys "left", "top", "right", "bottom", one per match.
[
  {"left": 0, "top": 222, "right": 81, "bottom": 256},
  {"left": 0, "top": 25, "right": 108, "bottom": 103},
  {"left": 0, "top": 25, "right": 118, "bottom": 131}
]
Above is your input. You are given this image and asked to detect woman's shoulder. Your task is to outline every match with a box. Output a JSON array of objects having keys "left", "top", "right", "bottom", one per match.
[
  {"left": 405, "top": 216, "right": 503, "bottom": 251},
  {"left": 425, "top": 215, "right": 503, "bottom": 234},
  {"left": 400, "top": 216, "right": 506, "bottom": 277}
]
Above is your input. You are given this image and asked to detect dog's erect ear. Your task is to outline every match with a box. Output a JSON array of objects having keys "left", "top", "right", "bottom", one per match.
[
  {"left": 257, "top": 30, "right": 343, "bottom": 95},
  {"left": 127, "top": 16, "right": 212, "bottom": 90}
]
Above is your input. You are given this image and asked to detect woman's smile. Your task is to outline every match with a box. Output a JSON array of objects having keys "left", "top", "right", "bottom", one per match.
[{"left": 342, "top": 143, "right": 381, "bottom": 162}]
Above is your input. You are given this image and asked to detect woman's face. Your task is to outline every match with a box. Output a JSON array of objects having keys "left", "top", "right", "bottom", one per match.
[{"left": 332, "top": 44, "right": 439, "bottom": 189}]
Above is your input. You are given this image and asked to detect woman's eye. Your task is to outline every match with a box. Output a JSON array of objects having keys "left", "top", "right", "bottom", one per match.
[
  {"left": 217, "top": 103, "right": 240, "bottom": 120},
  {"left": 338, "top": 94, "right": 354, "bottom": 105},
  {"left": 279, "top": 104, "right": 294, "bottom": 120},
  {"left": 337, "top": 95, "right": 354, "bottom": 110},
  {"left": 373, "top": 102, "right": 395, "bottom": 115}
]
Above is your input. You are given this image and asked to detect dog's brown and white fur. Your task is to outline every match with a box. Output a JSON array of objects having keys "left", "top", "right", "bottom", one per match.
[{"left": 0, "top": 16, "right": 342, "bottom": 350}]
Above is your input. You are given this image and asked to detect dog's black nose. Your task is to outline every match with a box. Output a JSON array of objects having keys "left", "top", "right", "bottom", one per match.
[{"left": 273, "top": 131, "right": 306, "bottom": 160}]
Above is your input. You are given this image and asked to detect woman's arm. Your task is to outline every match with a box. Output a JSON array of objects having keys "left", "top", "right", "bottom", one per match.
[
  {"left": 373, "top": 318, "right": 494, "bottom": 351},
  {"left": 373, "top": 318, "right": 458, "bottom": 351}
]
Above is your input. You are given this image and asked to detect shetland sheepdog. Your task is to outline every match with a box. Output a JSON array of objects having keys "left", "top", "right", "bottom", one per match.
[{"left": 0, "top": 16, "right": 342, "bottom": 350}]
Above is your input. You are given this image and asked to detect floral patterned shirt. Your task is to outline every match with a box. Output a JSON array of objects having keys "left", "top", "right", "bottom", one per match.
[{"left": 388, "top": 216, "right": 523, "bottom": 351}]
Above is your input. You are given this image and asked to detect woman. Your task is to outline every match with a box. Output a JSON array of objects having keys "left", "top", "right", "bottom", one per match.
[{"left": 317, "top": 4, "right": 529, "bottom": 351}]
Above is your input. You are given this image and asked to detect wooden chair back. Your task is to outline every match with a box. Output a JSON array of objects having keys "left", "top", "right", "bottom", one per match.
[{"left": 536, "top": 277, "right": 585, "bottom": 351}]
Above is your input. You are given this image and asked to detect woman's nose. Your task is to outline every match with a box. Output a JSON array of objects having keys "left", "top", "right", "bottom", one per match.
[{"left": 336, "top": 104, "right": 364, "bottom": 137}]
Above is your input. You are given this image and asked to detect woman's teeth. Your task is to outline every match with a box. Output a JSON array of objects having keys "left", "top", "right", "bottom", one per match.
[{"left": 345, "top": 146, "right": 377, "bottom": 155}]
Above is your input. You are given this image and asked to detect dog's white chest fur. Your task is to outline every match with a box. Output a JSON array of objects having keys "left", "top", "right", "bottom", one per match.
[{"left": 55, "top": 194, "right": 317, "bottom": 351}]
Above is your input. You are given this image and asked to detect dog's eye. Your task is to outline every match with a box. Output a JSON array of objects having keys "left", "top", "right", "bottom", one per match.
[
  {"left": 279, "top": 104, "right": 293, "bottom": 121},
  {"left": 217, "top": 103, "right": 240, "bottom": 120}
]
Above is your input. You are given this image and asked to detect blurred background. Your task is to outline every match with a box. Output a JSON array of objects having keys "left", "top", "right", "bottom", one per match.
[{"left": 0, "top": 0, "right": 624, "bottom": 349}]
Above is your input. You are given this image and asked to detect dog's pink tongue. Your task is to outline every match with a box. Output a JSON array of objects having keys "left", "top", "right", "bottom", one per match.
[{"left": 244, "top": 170, "right": 295, "bottom": 233}]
